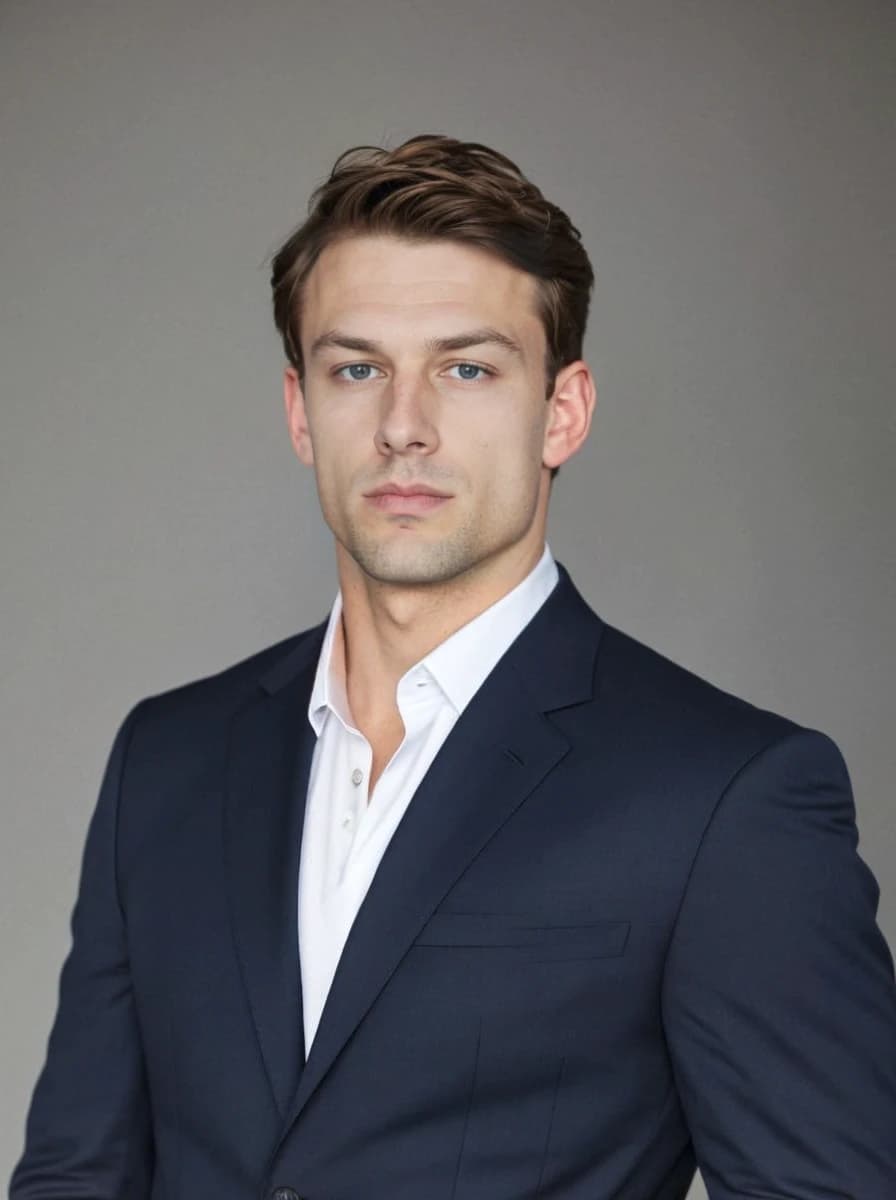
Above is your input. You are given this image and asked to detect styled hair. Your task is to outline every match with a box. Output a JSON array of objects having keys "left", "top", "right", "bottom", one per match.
[{"left": 270, "top": 134, "right": 593, "bottom": 388}]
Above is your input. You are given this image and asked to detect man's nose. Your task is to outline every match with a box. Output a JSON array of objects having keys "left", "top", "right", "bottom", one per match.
[{"left": 373, "top": 375, "right": 440, "bottom": 456}]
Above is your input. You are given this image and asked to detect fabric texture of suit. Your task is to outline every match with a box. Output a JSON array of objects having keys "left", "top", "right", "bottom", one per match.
[{"left": 11, "top": 564, "right": 896, "bottom": 1199}]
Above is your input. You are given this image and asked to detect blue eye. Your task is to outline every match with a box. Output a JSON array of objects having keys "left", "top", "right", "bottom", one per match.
[
  {"left": 336, "top": 363, "right": 381, "bottom": 381},
  {"left": 447, "top": 363, "right": 490, "bottom": 381}
]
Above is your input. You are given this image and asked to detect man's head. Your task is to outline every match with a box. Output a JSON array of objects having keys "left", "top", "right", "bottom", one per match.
[
  {"left": 271, "top": 135, "right": 596, "bottom": 590},
  {"left": 272, "top": 136, "right": 593, "bottom": 404}
]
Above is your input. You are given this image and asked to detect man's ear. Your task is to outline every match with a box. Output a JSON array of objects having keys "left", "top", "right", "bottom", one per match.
[
  {"left": 542, "top": 360, "right": 596, "bottom": 471},
  {"left": 283, "top": 366, "right": 314, "bottom": 466}
]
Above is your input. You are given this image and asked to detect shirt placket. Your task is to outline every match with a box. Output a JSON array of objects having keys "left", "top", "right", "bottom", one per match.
[{"left": 332, "top": 726, "right": 372, "bottom": 885}]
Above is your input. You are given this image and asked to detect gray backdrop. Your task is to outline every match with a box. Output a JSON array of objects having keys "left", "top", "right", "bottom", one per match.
[{"left": 2, "top": 3, "right": 893, "bottom": 1196}]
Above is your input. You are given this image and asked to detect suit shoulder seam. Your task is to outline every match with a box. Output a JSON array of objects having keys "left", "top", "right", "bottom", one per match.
[
  {"left": 112, "top": 700, "right": 149, "bottom": 919},
  {"left": 659, "top": 725, "right": 826, "bottom": 982}
]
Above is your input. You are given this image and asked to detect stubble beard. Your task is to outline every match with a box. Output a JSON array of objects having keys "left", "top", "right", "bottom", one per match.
[
  {"left": 339, "top": 514, "right": 486, "bottom": 587},
  {"left": 324, "top": 457, "right": 544, "bottom": 588}
]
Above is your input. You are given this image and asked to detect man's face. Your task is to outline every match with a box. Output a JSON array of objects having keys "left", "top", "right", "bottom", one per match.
[{"left": 285, "top": 234, "right": 573, "bottom": 588}]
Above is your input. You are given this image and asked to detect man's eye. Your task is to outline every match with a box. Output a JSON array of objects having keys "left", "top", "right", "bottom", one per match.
[
  {"left": 335, "top": 363, "right": 382, "bottom": 382},
  {"left": 445, "top": 362, "right": 492, "bottom": 381}
]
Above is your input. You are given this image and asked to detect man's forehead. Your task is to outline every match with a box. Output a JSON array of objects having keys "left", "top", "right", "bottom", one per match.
[{"left": 302, "top": 234, "right": 542, "bottom": 336}]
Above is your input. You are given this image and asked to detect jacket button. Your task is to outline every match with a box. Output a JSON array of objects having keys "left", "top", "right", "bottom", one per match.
[{"left": 272, "top": 1190, "right": 300, "bottom": 1200}]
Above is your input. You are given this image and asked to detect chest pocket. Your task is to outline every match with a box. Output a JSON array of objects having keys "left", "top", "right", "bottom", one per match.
[{"left": 415, "top": 911, "right": 630, "bottom": 960}]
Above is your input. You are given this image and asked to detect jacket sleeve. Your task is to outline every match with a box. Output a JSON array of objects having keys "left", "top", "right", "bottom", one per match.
[
  {"left": 9, "top": 704, "right": 154, "bottom": 1200},
  {"left": 661, "top": 728, "right": 896, "bottom": 1198}
]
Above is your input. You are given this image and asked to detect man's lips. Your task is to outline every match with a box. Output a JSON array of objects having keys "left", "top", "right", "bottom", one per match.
[
  {"left": 364, "top": 483, "right": 452, "bottom": 498},
  {"left": 363, "top": 483, "right": 453, "bottom": 514}
]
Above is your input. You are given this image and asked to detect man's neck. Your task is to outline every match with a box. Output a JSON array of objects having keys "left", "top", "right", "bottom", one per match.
[{"left": 336, "top": 540, "right": 546, "bottom": 726}]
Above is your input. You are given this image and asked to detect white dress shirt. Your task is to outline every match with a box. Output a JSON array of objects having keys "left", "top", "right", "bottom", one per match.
[{"left": 298, "top": 544, "right": 560, "bottom": 1053}]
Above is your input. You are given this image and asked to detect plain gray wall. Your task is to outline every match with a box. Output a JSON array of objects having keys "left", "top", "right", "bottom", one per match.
[{"left": 2, "top": 3, "right": 893, "bottom": 1196}]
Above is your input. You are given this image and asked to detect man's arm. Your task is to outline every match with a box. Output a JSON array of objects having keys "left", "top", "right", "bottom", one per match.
[
  {"left": 9, "top": 705, "right": 154, "bottom": 1200},
  {"left": 662, "top": 728, "right": 896, "bottom": 1198}
]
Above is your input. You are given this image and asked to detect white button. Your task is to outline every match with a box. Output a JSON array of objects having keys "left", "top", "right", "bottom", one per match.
[
  {"left": 351, "top": 768, "right": 363, "bottom": 786},
  {"left": 342, "top": 812, "right": 353, "bottom": 828}
]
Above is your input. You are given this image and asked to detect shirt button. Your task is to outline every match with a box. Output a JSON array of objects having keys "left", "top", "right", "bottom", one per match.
[
  {"left": 342, "top": 812, "right": 353, "bottom": 828},
  {"left": 351, "top": 768, "right": 363, "bottom": 786}
]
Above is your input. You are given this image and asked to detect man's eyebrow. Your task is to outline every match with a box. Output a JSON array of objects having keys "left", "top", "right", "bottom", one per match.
[
  {"left": 426, "top": 328, "right": 524, "bottom": 357},
  {"left": 309, "top": 327, "right": 524, "bottom": 359},
  {"left": 309, "top": 331, "right": 381, "bottom": 357}
]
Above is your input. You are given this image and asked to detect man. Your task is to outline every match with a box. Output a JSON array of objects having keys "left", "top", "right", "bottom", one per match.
[{"left": 11, "top": 135, "right": 896, "bottom": 1199}]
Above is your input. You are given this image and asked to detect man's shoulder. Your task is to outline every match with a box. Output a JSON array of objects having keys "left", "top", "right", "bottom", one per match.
[
  {"left": 127, "top": 619, "right": 327, "bottom": 736},
  {"left": 591, "top": 616, "right": 807, "bottom": 766},
  {"left": 550, "top": 566, "right": 804, "bottom": 750}
]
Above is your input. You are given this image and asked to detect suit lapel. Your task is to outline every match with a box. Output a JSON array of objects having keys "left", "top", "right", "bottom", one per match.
[
  {"left": 222, "top": 624, "right": 324, "bottom": 1119},
  {"left": 280, "top": 565, "right": 604, "bottom": 1133}
]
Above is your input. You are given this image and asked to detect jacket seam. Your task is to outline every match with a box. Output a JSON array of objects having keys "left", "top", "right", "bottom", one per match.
[
  {"left": 112, "top": 699, "right": 148, "bottom": 920},
  {"left": 659, "top": 724, "right": 813, "bottom": 985}
]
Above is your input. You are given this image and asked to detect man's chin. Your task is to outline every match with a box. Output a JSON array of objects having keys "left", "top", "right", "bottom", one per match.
[{"left": 346, "top": 539, "right": 480, "bottom": 588}]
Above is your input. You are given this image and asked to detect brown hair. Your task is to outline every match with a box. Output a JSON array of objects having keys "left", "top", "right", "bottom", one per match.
[{"left": 271, "top": 136, "right": 594, "bottom": 480}]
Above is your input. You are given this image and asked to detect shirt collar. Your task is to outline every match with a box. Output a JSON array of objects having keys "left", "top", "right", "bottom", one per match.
[
  {"left": 308, "top": 544, "right": 559, "bottom": 734},
  {"left": 308, "top": 590, "right": 351, "bottom": 735}
]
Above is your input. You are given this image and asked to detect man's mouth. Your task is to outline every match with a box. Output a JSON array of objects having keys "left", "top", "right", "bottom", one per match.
[{"left": 363, "top": 482, "right": 453, "bottom": 514}]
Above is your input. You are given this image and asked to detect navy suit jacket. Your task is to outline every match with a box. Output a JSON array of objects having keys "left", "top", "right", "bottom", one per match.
[{"left": 11, "top": 565, "right": 896, "bottom": 1199}]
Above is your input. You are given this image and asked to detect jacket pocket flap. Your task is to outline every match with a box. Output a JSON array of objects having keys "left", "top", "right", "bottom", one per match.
[{"left": 416, "top": 912, "right": 630, "bottom": 955}]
